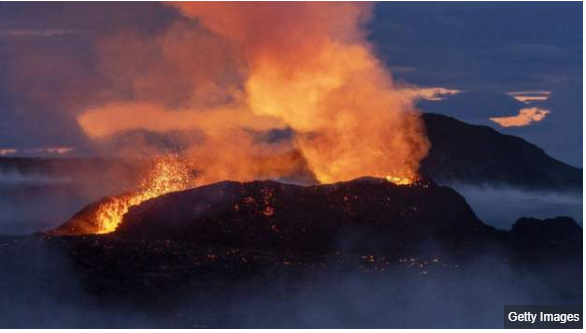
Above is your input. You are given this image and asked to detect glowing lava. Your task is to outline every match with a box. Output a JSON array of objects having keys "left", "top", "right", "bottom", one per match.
[
  {"left": 58, "top": 3, "right": 432, "bottom": 236},
  {"left": 94, "top": 155, "right": 195, "bottom": 234},
  {"left": 75, "top": 2, "right": 430, "bottom": 190},
  {"left": 385, "top": 174, "right": 416, "bottom": 185},
  {"left": 91, "top": 162, "right": 415, "bottom": 234}
]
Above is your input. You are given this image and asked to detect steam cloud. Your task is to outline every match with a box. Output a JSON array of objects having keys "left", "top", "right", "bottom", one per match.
[{"left": 77, "top": 2, "right": 429, "bottom": 185}]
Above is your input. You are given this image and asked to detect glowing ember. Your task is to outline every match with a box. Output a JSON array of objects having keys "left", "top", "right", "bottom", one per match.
[
  {"left": 385, "top": 174, "right": 417, "bottom": 185},
  {"left": 95, "top": 155, "right": 195, "bottom": 234}
]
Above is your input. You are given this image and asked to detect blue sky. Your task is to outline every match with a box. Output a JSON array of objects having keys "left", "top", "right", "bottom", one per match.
[
  {"left": 0, "top": 2, "right": 582, "bottom": 166},
  {"left": 371, "top": 2, "right": 582, "bottom": 167}
]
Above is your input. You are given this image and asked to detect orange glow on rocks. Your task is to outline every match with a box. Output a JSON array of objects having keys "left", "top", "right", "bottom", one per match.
[{"left": 94, "top": 155, "right": 195, "bottom": 234}]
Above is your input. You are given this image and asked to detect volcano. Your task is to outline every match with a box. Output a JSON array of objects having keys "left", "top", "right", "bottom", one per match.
[
  {"left": 53, "top": 178, "right": 494, "bottom": 249},
  {"left": 52, "top": 177, "right": 580, "bottom": 260},
  {"left": 2, "top": 177, "right": 582, "bottom": 328},
  {"left": 110, "top": 178, "right": 503, "bottom": 254},
  {"left": 116, "top": 178, "right": 493, "bottom": 251},
  {"left": 5, "top": 119, "right": 585, "bottom": 328}
]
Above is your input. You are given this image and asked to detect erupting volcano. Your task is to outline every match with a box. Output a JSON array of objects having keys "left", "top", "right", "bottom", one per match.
[
  {"left": 76, "top": 2, "right": 428, "bottom": 184},
  {"left": 61, "top": 2, "right": 433, "bottom": 234},
  {"left": 53, "top": 162, "right": 421, "bottom": 236},
  {"left": 0, "top": 2, "right": 582, "bottom": 329}
]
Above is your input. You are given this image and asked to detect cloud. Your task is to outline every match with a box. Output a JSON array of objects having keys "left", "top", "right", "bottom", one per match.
[
  {"left": 450, "top": 184, "right": 582, "bottom": 229},
  {"left": 0, "top": 149, "right": 17, "bottom": 156},
  {"left": 490, "top": 107, "right": 550, "bottom": 128},
  {"left": 73, "top": 2, "right": 431, "bottom": 185},
  {"left": 0, "top": 29, "right": 82, "bottom": 38},
  {"left": 506, "top": 91, "right": 551, "bottom": 103},
  {"left": 400, "top": 86, "right": 461, "bottom": 101},
  {"left": 0, "top": 147, "right": 75, "bottom": 156},
  {"left": 76, "top": 102, "right": 283, "bottom": 139},
  {"left": 417, "top": 90, "right": 552, "bottom": 128},
  {"left": 0, "top": 2, "right": 580, "bottom": 169}
]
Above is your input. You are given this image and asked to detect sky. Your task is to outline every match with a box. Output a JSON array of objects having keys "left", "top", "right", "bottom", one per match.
[{"left": 0, "top": 2, "right": 582, "bottom": 167}]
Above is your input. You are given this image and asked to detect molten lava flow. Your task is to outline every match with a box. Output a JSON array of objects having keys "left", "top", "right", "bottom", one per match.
[
  {"left": 385, "top": 175, "right": 416, "bottom": 185},
  {"left": 94, "top": 155, "right": 195, "bottom": 234}
]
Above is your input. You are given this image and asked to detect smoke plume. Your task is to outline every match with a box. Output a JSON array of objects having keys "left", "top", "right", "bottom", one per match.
[{"left": 77, "top": 2, "right": 429, "bottom": 184}]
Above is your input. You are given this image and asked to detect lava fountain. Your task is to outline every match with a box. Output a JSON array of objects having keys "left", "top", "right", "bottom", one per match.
[
  {"left": 53, "top": 3, "right": 431, "bottom": 236},
  {"left": 94, "top": 155, "right": 195, "bottom": 233},
  {"left": 51, "top": 155, "right": 197, "bottom": 235}
]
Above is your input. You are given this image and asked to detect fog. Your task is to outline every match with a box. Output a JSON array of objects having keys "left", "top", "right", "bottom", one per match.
[
  {"left": 447, "top": 183, "right": 583, "bottom": 229},
  {"left": 0, "top": 237, "right": 579, "bottom": 328},
  {"left": 0, "top": 237, "right": 156, "bottom": 328},
  {"left": 1, "top": 167, "right": 581, "bottom": 235},
  {"left": 0, "top": 170, "right": 581, "bottom": 328},
  {"left": 0, "top": 170, "right": 113, "bottom": 234},
  {"left": 0, "top": 170, "right": 72, "bottom": 186}
]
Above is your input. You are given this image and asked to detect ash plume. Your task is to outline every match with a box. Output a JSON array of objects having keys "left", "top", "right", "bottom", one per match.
[{"left": 77, "top": 2, "right": 430, "bottom": 185}]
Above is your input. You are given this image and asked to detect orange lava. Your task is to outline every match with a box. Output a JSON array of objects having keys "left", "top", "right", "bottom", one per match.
[
  {"left": 94, "top": 155, "right": 195, "bottom": 234},
  {"left": 76, "top": 3, "right": 429, "bottom": 190},
  {"left": 65, "top": 3, "right": 432, "bottom": 236}
]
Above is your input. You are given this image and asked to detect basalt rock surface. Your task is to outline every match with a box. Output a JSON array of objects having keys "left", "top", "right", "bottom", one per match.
[{"left": 114, "top": 178, "right": 501, "bottom": 255}]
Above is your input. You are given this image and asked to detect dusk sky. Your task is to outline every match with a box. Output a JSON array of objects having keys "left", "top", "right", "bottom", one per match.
[{"left": 0, "top": 2, "right": 582, "bottom": 166}]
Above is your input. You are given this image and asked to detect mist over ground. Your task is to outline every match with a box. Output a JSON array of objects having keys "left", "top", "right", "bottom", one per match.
[
  {"left": 0, "top": 167, "right": 582, "bottom": 234},
  {"left": 0, "top": 169, "right": 128, "bottom": 234},
  {"left": 0, "top": 235, "right": 580, "bottom": 328},
  {"left": 0, "top": 176, "right": 84, "bottom": 234},
  {"left": 0, "top": 167, "right": 581, "bottom": 328},
  {"left": 447, "top": 183, "right": 583, "bottom": 229}
]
